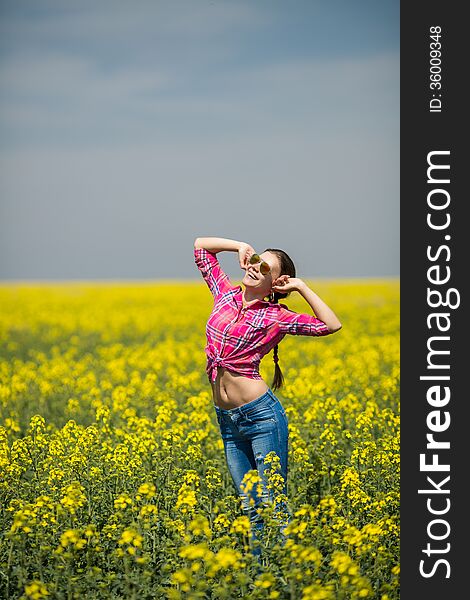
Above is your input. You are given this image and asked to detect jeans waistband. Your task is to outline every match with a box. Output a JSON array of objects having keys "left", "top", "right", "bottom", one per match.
[{"left": 214, "top": 387, "right": 278, "bottom": 416}]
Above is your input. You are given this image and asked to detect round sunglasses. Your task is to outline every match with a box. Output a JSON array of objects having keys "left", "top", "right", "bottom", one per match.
[{"left": 248, "top": 253, "right": 271, "bottom": 275}]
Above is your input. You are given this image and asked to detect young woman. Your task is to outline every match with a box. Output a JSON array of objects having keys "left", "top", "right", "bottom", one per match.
[{"left": 193, "top": 236, "right": 342, "bottom": 558}]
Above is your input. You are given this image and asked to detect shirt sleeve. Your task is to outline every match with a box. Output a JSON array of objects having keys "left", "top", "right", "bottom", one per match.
[
  {"left": 277, "top": 303, "right": 331, "bottom": 336},
  {"left": 194, "top": 247, "right": 233, "bottom": 299}
]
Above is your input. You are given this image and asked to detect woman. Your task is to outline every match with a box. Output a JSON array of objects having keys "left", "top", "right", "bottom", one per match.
[{"left": 193, "top": 236, "right": 342, "bottom": 558}]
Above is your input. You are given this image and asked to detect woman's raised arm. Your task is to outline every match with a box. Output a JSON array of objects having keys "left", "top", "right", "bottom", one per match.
[
  {"left": 272, "top": 276, "right": 342, "bottom": 333},
  {"left": 296, "top": 282, "right": 342, "bottom": 333},
  {"left": 194, "top": 237, "right": 256, "bottom": 270},
  {"left": 194, "top": 237, "right": 242, "bottom": 253}
]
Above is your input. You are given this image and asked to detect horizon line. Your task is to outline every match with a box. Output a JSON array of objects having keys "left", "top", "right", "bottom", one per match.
[{"left": 0, "top": 275, "right": 400, "bottom": 286}]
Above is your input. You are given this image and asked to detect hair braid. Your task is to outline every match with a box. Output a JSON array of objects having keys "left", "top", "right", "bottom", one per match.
[
  {"left": 264, "top": 248, "right": 296, "bottom": 392},
  {"left": 269, "top": 291, "right": 284, "bottom": 392}
]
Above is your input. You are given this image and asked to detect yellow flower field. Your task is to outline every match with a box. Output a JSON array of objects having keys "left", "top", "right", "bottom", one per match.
[{"left": 0, "top": 279, "right": 399, "bottom": 599}]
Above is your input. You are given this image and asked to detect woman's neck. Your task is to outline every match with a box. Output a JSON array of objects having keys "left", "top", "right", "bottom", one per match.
[{"left": 242, "top": 288, "right": 268, "bottom": 306}]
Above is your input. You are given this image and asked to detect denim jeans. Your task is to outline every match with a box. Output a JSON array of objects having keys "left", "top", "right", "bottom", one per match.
[{"left": 214, "top": 387, "right": 291, "bottom": 559}]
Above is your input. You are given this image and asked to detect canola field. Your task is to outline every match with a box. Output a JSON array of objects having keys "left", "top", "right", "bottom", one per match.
[{"left": 0, "top": 280, "right": 399, "bottom": 599}]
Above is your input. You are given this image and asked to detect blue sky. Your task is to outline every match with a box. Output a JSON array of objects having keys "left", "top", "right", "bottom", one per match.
[{"left": 0, "top": 0, "right": 399, "bottom": 280}]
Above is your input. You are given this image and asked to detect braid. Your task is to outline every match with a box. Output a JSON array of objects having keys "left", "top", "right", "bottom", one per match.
[
  {"left": 269, "top": 290, "right": 284, "bottom": 392},
  {"left": 273, "top": 345, "right": 279, "bottom": 364},
  {"left": 262, "top": 247, "right": 296, "bottom": 392}
]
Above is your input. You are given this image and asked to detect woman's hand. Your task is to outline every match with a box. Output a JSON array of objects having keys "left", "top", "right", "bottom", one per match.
[
  {"left": 271, "top": 275, "right": 305, "bottom": 293},
  {"left": 238, "top": 242, "right": 257, "bottom": 270}
]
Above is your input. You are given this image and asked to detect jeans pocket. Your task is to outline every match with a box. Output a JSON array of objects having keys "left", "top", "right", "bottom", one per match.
[
  {"left": 244, "top": 403, "right": 276, "bottom": 425},
  {"left": 271, "top": 400, "right": 288, "bottom": 427}
]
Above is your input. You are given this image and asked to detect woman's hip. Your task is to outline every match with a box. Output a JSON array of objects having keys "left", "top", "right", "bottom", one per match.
[{"left": 214, "top": 387, "right": 288, "bottom": 439}]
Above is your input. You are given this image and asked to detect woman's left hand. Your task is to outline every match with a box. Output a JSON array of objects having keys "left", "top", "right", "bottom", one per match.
[{"left": 271, "top": 276, "right": 304, "bottom": 293}]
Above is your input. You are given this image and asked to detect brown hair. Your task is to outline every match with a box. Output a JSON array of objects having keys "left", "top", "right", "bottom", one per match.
[{"left": 263, "top": 248, "right": 296, "bottom": 392}]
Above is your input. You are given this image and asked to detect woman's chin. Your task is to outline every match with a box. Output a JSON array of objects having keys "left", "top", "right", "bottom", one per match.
[{"left": 243, "top": 278, "right": 258, "bottom": 288}]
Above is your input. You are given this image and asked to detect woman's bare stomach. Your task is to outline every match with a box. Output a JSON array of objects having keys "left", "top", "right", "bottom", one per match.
[{"left": 210, "top": 367, "right": 269, "bottom": 409}]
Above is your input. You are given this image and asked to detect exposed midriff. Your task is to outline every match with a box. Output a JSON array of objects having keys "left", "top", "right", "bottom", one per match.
[{"left": 210, "top": 366, "right": 269, "bottom": 409}]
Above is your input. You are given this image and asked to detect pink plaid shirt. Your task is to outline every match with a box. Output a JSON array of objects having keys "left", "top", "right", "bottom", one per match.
[{"left": 194, "top": 247, "right": 332, "bottom": 383}]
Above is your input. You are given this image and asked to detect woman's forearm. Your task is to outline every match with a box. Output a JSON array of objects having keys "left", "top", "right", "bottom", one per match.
[
  {"left": 297, "top": 281, "right": 342, "bottom": 332},
  {"left": 194, "top": 237, "right": 242, "bottom": 253}
]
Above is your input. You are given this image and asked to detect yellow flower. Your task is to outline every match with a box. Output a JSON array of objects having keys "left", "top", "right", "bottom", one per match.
[
  {"left": 170, "top": 568, "right": 193, "bottom": 591},
  {"left": 59, "top": 482, "right": 87, "bottom": 516},
  {"left": 229, "top": 516, "right": 251, "bottom": 535},
  {"left": 24, "top": 580, "right": 50, "bottom": 599},
  {"left": 114, "top": 493, "right": 133, "bottom": 510},
  {"left": 184, "top": 471, "right": 200, "bottom": 487},
  {"left": 179, "top": 542, "right": 213, "bottom": 561},
  {"left": 188, "top": 514, "right": 212, "bottom": 538},
  {"left": 139, "top": 504, "right": 158, "bottom": 519},
  {"left": 213, "top": 548, "right": 242, "bottom": 570},
  {"left": 175, "top": 483, "right": 197, "bottom": 514},
  {"left": 55, "top": 529, "right": 87, "bottom": 553},
  {"left": 254, "top": 574, "right": 274, "bottom": 588},
  {"left": 213, "top": 513, "right": 230, "bottom": 530},
  {"left": 137, "top": 482, "right": 156, "bottom": 498},
  {"left": 302, "top": 584, "right": 335, "bottom": 600},
  {"left": 331, "top": 551, "right": 355, "bottom": 575}
]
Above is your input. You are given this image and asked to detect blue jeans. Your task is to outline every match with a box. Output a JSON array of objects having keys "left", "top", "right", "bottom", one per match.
[{"left": 214, "top": 387, "right": 291, "bottom": 559}]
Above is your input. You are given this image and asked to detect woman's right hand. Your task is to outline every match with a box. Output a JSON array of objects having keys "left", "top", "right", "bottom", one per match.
[{"left": 238, "top": 242, "right": 257, "bottom": 270}]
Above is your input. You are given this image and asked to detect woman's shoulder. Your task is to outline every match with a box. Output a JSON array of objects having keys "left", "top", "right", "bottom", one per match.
[{"left": 262, "top": 302, "right": 289, "bottom": 321}]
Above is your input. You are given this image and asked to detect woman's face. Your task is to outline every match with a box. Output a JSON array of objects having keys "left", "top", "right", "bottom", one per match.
[{"left": 242, "top": 251, "right": 282, "bottom": 296}]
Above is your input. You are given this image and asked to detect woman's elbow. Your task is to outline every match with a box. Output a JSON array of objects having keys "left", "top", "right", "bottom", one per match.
[
  {"left": 194, "top": 237, "right": 202, "bottom": 249},
  {"left": 328, "top": 321, "right": 342, "bottom": 334}
]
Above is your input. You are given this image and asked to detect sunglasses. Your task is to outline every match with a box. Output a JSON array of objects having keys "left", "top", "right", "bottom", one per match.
[{"left": 248, "top": 253, "right": 271, "bottom": 275}]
